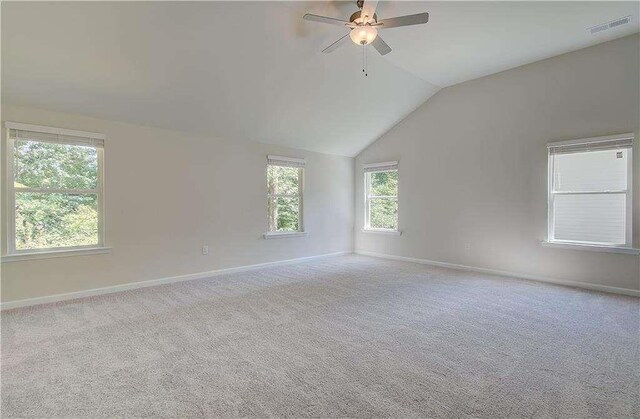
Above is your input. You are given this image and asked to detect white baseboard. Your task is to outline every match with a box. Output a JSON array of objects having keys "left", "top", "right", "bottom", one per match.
[
  {"left": 356, "top": 250, "right": 640, "bottom": 297},
  {"left": 5, "top": 250, "right": 636, "bottom": 309},
  {"left": 1, "top": 251, "right": 351, "bottom": 310}
]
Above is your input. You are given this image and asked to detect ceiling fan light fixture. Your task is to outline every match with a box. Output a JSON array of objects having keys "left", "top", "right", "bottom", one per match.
[
  {"left": 350, "top": 25, "right": 378, "bottom": 45},
  {"left": 304, "top": 0, "right": 430, "bottom": 57}
]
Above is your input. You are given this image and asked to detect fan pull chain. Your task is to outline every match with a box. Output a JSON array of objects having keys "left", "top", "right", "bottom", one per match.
[
  {"left": 365, "top": 45, "right": 368, "bottom": 77},
  {"left": 361, "top": 44, "right": 368, "bottom": 77}
]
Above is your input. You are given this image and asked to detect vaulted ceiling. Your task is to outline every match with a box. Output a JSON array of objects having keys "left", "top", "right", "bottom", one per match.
[{"left": 2, "top": 2, "right": 638, "bottom": 156}]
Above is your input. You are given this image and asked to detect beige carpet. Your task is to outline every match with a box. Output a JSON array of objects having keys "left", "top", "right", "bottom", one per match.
[{"left": 2, "top": 255, "right": 639, "bottom": 418}]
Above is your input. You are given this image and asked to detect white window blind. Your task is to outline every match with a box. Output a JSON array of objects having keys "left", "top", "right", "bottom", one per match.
[
  {"left": 267, "top": 155, "right": 306, "bottom": 168},
  {"left": 9, "top": 129, "right": 105, "bottom": 149},
  {"left": 364, "top": 161, "right": 398, "bottom": 173},
  {"left": 548, "top": 136, "right": 632, "bottom": 155},
  {"left": 547, "top": 133, "right": 633, "bottom": 247},
  {"left": 7, "top": 122, "right": 105, "bottom": 148}
]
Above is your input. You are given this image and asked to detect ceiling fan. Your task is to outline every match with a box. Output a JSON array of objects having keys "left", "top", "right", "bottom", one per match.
[{"left": 303, "top": 0, "right": 429, "bottom": 55}]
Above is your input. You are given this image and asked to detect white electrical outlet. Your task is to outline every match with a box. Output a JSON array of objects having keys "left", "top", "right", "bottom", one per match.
[
  {"left": 464, "top": 243, "right": 472, "bottom": 251},
  {"left": 202, "top": 245, "right": 209, "bottom": 255}
]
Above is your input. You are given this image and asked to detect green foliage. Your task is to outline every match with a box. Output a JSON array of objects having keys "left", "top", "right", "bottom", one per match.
[
  {"left": 13, "top": 140, "right": 99, "bottom": 250},
  {"left": 370, "top": 198, "right": 397, "bottom": 230},
  {"left": 267, "top": 165, "right": 301, "bottom": 232},
  {"left": 368, "top": 171, "right": 398, "bottom": 230},
  {"left": 16, "top": 193, "right": 98, "bottom": 249},
  {"left": 273, "top": 197, "right": 299, "bottom": 231},
  {"left": 267, "top": 165, "right": 298, "bottom": 195},
  {"left": 370, "top": 171, "right": 397, "bottom": 197},
  {"left": 15, "top": 140, "right": 97, "bottom": 189}
]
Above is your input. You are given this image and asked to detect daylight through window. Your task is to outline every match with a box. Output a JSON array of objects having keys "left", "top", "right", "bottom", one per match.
[
  {"left": 7, "top": 124, "right": 105, "bottom": 253},
  {"left": 267, "top": 155, "right": 304, "bottom": 233},
  {"left": 364, "top": 161, "right": 398, "bottom": 231},
  {"left": 547, "top": 134, "right": 633, "bottom": 247}
]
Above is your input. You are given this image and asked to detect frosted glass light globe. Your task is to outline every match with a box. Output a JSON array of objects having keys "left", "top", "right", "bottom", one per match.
[{"left": 350, "top": 26, "right": 378, "bottom": 45}]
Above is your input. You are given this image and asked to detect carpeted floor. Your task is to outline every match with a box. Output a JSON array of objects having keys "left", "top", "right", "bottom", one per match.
[{"left": 1, "top": 255, "right": 639, "bottom": 418}]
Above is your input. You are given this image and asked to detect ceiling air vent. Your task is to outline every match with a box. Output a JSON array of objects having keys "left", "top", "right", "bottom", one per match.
[{"left": 589, "top": 16, "right": 631, "bottom": 34}]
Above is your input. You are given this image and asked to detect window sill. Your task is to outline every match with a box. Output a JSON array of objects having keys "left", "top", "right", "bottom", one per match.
[
  {"left": 361, "top": 229, "right": 402, "bottom": 236},
  {"left": 542, "top": 241, "right": 639, "bottom": 255},
  {"left": 263, "top": 232, "right": 307, "bottom": 239},
  {"left": 1, "top": 247, "right": 112, "bottom": 263}
]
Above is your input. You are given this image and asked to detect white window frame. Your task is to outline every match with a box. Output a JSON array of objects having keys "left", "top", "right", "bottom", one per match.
[
  {"left": 546, "top": 133, "right": 635, "bottom": 252},
  {"left": 363, "top": 161, "right": 400, "bottom": 235},
  {"left": 264, "top": 155, "right": 306, "bottom": 239},
  {"left": 3, "top": 122, "right": 109, "bottom": 261}
]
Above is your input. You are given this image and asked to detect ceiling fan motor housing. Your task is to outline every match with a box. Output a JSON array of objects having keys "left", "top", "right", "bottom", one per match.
[{"left": 350, "top": 10, "right": 378, "bottom": 24}]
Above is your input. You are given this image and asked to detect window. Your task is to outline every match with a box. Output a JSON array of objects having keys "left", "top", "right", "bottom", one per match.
[
  {"left": 364, "top": 161, "right": 399, "bottom": 232},
  {"left": 266, "top": 155, "right": 305, "bottom": 237},
  {"left": 547, "top": 134, "right": 633, "bottom": 248},
  {"left": 5, "top": 122, "right": 105, "bottom": 255}
]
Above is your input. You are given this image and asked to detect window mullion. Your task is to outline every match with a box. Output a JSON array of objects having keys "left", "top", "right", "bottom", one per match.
[
  {"left": 552, "top": 190, "right": 627, "bottom": 195},
  {"left": 15, "top": 187, "right": 99, "bottom": 194},
  {"left": 268, "top": 193, "right": 300, "bottom": 198}
]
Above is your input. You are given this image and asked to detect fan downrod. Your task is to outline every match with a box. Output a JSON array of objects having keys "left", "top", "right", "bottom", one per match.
[{"left": 353, "top": 0, "right": 378, "bottom": 22}]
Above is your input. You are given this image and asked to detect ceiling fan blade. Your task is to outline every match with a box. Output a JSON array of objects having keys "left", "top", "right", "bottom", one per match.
[
  {"left": 361, "top": 0, "right": 379, "bottom": 23},
  {"left": 378, "top": 12, "right": 429, "bottom": 29},
  {"left": 371, "top": 35, "right": 392, "bottom": 55},
  {"left": 322, "top": 33, "right": 351, "bottom": 53},
  {"left": 304, "top": 14, "right": 350, "bottom": 27}
]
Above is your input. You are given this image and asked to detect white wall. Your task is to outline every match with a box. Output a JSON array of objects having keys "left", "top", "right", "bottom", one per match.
[
  {"left": 355, "top": 35, "right": 640, "bottom": 292},
  {"left": 1, "top": 105, "right": 354, "bottom": 303}
]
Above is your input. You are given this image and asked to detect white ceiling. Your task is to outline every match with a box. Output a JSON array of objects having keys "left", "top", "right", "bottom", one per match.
[
  {"left": 2, "top": 2, "right": 638, "bottom": 157},
  {"left": 379, "top": 1, "right": 640, "bottom": 87}
]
